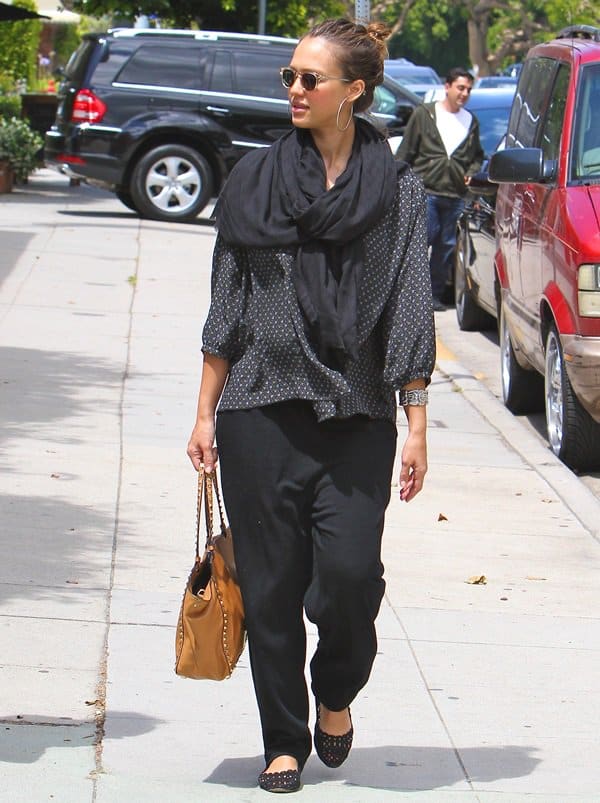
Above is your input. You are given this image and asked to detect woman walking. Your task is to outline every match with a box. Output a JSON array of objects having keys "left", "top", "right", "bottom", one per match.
[{"left": 187, "top": 18, "right": 435, "bottom": 793}]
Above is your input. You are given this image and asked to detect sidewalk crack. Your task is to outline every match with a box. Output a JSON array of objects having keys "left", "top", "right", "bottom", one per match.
[
  {"left": 388, "top": 598, "right": 480, "bottom": 799},
  {"left": 90, "top": 220, "right": 141, "bottom": 800}
]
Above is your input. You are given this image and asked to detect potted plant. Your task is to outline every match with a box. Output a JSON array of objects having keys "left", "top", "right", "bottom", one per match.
[
  {"left": 0, "top": 155, "right": 13, "bottom": 192},
  {"left": 0, "top": 116, "right": 43, "bottom": 187},
  {"left": 0, "top": 134, "right": 14, "bottom": 192}
]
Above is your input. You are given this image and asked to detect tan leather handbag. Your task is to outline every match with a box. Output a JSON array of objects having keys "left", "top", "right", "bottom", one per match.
[{"left": 175, "top": 469, "right": 245, "bottom": 680}]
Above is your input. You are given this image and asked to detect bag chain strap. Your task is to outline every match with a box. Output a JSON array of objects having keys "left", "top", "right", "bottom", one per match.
[
  {"left": 211, "top": 471, "right": 228, "bottom": 538},
  {"left": 200, "top": 468, "right": 236, "bottom": 676},
  {"left": 204, "top": 470, "right": 215, "bottom": 548},
  {"left": 194, "top": 467, "right": 205, "bottom": 561},
  {"left": 194, "top": 467, "right": 229, "bottom": 561}
]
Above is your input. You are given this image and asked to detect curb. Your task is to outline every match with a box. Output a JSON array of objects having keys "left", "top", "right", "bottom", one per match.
[{"left": 436, "top": 355, "right": 600, "bottom": 545}]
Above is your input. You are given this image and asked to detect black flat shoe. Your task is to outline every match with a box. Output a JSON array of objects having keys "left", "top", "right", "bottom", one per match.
[
  {"left": 314, "top": 702, "right": 353, "bottom": 768},
  {"left": 258, "top": 768, "right": 301, "bottom": 793}
]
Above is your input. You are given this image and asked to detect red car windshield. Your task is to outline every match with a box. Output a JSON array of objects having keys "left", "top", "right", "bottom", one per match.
[{"left": 572, "top": 63, "right": 600, "bottom": 180}]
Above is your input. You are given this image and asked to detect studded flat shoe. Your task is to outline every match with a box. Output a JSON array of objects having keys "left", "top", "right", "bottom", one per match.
[
  {"left": 314, "top": 701, "right": 353, "bottom": 768},
  {"left": 257, "top": 768, "right": 301, "bottom": 793}
]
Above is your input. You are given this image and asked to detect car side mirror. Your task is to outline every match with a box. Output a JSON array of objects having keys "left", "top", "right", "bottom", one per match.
[
  {"left": 468, "top": 163, "right": 498, "bottom": 197},
  {"left": 489, "top": 147, "right": 556, "bottom": 183}
]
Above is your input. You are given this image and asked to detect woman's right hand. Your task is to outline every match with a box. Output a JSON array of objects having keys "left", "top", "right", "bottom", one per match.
[
  {"left": 188, "top": 353, "right": 230, "bottom": 473},
  {"left": 186, "top": 415, "right": 218, "bottom": 473}
]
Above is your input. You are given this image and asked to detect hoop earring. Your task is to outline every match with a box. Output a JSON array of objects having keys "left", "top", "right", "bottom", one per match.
[{"left": 336, "top": 97, "right": 354, "bottom": 132}]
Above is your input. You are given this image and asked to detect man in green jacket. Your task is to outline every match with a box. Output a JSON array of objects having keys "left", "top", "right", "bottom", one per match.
[{"left": 397, "top": 67, "right": 484, "bottom": 311}]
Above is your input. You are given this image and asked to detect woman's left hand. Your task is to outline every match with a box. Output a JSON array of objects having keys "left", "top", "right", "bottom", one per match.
[{"left": 399, "top": 430, "right": 427, "bottom": 502}]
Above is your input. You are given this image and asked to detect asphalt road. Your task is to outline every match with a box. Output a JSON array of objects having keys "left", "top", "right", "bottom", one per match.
[{"left": 434, "top": 306, "right": 600, "bottom": 502}]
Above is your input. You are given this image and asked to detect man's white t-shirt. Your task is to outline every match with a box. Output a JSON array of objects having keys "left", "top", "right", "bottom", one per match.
[{"left": 435, "top": 103, "right": 472, "bottom": 156}]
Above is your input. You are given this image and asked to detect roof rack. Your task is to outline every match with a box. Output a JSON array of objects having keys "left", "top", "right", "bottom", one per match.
[
  {"left": 556, "top": 25, "right": 600, "bottom": 42},
  {"left": 108, "top": 28, "right": 297, "bottom": 45}
]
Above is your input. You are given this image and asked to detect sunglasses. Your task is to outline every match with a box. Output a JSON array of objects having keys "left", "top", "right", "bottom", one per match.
[{"left": 280, "top": 67, "right": 350, "bottom": 92}]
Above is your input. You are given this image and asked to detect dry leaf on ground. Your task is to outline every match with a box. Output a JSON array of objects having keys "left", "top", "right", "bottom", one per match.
[{"left": 466, "top": 575, "right": 487, "bottom": 585}]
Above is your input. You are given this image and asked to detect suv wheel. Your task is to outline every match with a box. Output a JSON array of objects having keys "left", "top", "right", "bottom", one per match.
[
  {"left": 500, "top": 302, "right": 544, "bottom": 413},
  {"left": 131, "top": 144, "right": 213, "bottom": 222},
  {"left": 545, "top": 325, "right": 600, "bottom": 470},
  {"left": 454, "top": 222, "right": 495, "bottom": 331}
]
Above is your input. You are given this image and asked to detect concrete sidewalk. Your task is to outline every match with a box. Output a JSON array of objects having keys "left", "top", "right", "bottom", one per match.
[{"left": 1, "top": 171, "right": 599, "bottom": 802}]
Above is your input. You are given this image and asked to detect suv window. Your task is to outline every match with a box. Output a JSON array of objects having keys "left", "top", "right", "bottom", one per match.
[
  {"left": 540, "top": 64, "right": 570, "bottom": 163},
  {"left": 92, "top": 42, "right": 131, "bottom": 85},
  {"left": 231, "top": 51, "right": 288, "bottom": 99},
  {"left": 65, "top": 38, "right": 97, "bottom": 82},
  {"left": 210, "top": 49, "right": 290, "bottom": 100},
  {"left": 507, "top": 57, "right": 556, "bottom": 147},
  {"left": 117, "top": 44, "right": 208, "bottom": 89},
  {"left": 211, "top": 50, "right": 233, "bottom": 93},
  {"left": 572, "top": 63, "right": 600, "bottom": 179}
]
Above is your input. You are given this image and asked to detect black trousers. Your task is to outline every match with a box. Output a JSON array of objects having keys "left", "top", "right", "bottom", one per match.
[{"left": 216, "top": 401, "right": 397, "bottom": 769}]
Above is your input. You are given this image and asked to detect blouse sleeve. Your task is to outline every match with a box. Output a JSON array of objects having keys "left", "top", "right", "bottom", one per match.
[
  {"left": 202, "top": 234, "right": 248, "bottom": 362},
  {"left": 381, "top": 173, "right": 436, "bottom": 389}
]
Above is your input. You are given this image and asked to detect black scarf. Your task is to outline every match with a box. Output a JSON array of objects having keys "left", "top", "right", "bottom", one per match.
[{"left": 215, "top": 118, "right": 399, "bottom": 370}]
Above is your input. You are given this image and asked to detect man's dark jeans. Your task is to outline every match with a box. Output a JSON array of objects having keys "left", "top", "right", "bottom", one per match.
[{"left": 427, "top": 194, "right": 465, "bottom": 302}]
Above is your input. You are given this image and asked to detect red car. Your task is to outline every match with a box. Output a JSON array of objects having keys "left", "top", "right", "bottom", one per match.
[{"left": 488, "top": 25, "right": 600, "bottom": 470}]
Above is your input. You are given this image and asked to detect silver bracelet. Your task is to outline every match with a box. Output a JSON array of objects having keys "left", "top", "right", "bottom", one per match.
[{"left": 399, "top": 388, "right": 428, "bottom": 406}]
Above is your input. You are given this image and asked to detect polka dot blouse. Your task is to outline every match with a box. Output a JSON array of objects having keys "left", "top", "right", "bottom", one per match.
[{"left": 202, "top": 169, "right": 435, "bottom": 423}]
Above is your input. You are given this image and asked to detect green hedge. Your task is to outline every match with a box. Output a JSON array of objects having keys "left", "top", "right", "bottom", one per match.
[
  {"left": 53, "top": 23, "right": 82, "bottom": 70},
  {"left": 0, "top": 95, "right": 21, "bottom": 120},
  {"left": 0, "top": 0, "right": 43, "bottom": 87}
]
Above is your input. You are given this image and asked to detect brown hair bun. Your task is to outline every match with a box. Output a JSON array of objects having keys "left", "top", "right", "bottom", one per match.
[{"left": 366, "top": 22, "right": 391, "bottom": 57}]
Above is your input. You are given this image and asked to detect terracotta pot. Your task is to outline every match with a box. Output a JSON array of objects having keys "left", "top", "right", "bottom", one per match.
[{"left": 0, "top": 160, "right": 14, "bottom": 193}]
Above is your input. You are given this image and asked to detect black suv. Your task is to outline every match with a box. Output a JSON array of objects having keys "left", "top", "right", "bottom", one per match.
[{"left": 44, "top": 28, "right": 418, "bottom": 222}]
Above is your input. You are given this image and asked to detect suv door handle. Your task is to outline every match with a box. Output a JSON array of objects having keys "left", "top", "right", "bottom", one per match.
[{"left": 206, "top": 105, "right": 231, "bottom": 116}]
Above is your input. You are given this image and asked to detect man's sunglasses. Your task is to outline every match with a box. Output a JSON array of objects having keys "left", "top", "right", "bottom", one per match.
[{"left": 280, "top": 67, "right": 350, "bottom": 92}]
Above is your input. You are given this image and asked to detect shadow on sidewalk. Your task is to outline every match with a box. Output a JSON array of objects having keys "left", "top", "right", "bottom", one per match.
[
  {"left": 0, "top": 491, "right": 122, "bottom": 601},
  {"left": 1, "top": 174, "right": 107, "bottom": 206},
  {"left": 57, "top": 209, "right": 217, "bottom": 227},
  {"left": 204, "top": 743, "right": 541, "bottom": 792},
  {"left": 0, "top": 713, "right": 161, "bottom": 764},
  {"left": 0, "top": 345, "right": 123, "bottom": 448},
  {"left": 0, "top": 231, "right": 36, "bottom": 290},
  {"left": 0, "top": 345, "right": 137, "bottom": 602}
]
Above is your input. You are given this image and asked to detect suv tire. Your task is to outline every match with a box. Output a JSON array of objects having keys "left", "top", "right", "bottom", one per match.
[
  {"left": 545, "top": 325, "right": 600, "bottom": 470},
  {"left": 500, "top": 302, "right": 544, "bottom": 413},
  {"left": 454, "top": 222, "right": 495, "bottom": 331},
  {"left": 116, "top": 187, "right": 139, "bottom": 212},
  {"left": 130, "top": 144, "right": 213, "bottom": 222}
]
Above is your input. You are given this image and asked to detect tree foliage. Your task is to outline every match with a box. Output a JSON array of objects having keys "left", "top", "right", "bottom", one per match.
[
  {"left": 464, "top": 0, "right": 599, "bottom": 74},
  {"left": 384, "top": 0, "right": 469, "bottom": 76},
  {"left": 68, "top": 0, "right": 346, "bottom": 36},
  {"left": 65, "top": 0, "right": 600, "bottom": 73},
  {"left": 362, "top": 0, "right": 599, "bottom": 74}
]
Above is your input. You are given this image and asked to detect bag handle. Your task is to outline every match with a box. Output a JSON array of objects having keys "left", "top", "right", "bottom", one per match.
[
  {"left": 194, "top": 468, "right": 206, "bottom": 561},
  {"left": 210, "top": 470, "right": 229, "bottom": 538},
  {"left": 195, "top": 468, "right": 229, "bottom": 560}
]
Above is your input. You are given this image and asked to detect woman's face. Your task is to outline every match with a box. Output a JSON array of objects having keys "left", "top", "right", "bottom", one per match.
[{"left": 286, "top": 36, "right": 362, "bottom": 132}]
